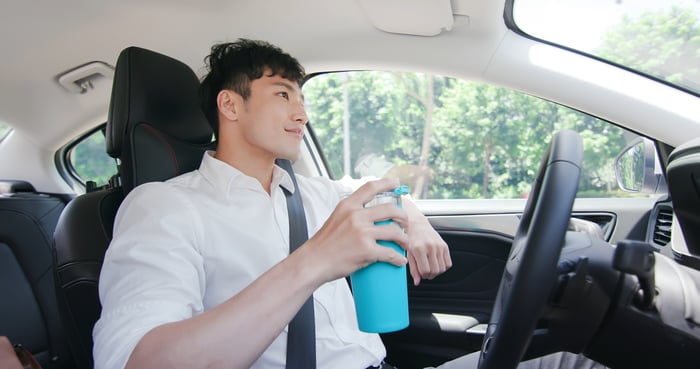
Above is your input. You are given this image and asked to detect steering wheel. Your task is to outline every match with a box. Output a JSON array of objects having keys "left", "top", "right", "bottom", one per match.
[{"left": 478, "top": 130, "right": 583, "bottom": 369}]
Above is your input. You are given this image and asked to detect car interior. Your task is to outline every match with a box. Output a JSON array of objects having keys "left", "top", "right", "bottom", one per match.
[{"left": 1, "top": 1, "right": 700, "bottom": 369}]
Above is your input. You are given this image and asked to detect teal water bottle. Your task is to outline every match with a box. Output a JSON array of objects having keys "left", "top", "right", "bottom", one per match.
[{"left": 350, "top": 185, "right": 410, "bottom": 333}]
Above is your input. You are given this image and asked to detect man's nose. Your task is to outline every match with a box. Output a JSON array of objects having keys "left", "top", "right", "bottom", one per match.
[{"left": 292, "top": 103, "right": 308, "bottom": 125}]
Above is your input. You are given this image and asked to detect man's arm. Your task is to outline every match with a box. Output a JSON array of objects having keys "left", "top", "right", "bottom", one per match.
[
  {"left": 123, "top": 178, "right": 409, "bottom": 369},
  {"left": 402, "top": 197, "right": 453, "bottom": 285},
  {"left": 0, "top": 337, "right": 22, "bottom": 369}
]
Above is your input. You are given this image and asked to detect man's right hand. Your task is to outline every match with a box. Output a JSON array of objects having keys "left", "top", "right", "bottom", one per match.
[{"left": 303, "top": 178, "right": 410, "bottom": 283}]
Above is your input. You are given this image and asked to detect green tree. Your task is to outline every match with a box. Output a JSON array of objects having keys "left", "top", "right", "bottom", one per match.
[
  {"left": 306, "top": 73, "right": 628, "bottom": 200},
  {"left": 70, "top": 130, "right": 117, "bottom": 186},
  {"left": 597, "top": 5, "right": 700, "bottom": 90},
  {"left": 392, "top": 72, "right": 442, "bottom": 198},
  {"left": 0, "top": 121, "right": 11, "bottom": 139},
  {"left": 433, "top": 81, "right": 563, "bottom": 199},
  {"left": 306, "top": 72, "right": 428, "bottom": 180}
]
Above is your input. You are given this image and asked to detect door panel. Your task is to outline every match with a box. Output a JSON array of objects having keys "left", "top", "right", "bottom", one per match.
[
  {"left": 382, "top": 196, "right": 663, "bottom": 368},
  {"left": 383, "top": 230, "right": 511, "bottom": 368}
]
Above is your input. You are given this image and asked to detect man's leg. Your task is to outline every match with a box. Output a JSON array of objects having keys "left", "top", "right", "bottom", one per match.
[{"left": 427, "top": 351, "right": 607, "bottom": 369}]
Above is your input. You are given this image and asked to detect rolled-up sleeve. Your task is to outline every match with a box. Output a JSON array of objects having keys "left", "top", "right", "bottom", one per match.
[{"left": 93, "top": 183, "right": 205, "bottom": 369}]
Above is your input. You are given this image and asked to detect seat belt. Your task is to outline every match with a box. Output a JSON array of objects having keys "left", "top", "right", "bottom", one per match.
[{"left": 276, "top": 158, "right": 316, "bottom": 369}]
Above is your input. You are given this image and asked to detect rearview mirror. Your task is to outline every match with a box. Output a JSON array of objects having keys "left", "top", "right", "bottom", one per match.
[{"left": 615, "top": 137, "right": 664, "bottom": 193}]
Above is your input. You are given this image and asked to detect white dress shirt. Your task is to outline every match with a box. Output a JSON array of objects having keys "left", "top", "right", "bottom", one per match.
[{"left": 93, "top": 152, "right": 385, "bottom": 369}]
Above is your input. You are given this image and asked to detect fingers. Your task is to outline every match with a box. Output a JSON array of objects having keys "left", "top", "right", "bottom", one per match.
[
  {"left": 363, "top": 203, "right": 408, "bottom": 229},
  {"left": 442, "top": 245, "right": 453, "bottom": 269},
  {"left": 410, "top": 244, "right": 432, "bottom": 283},
  {"left": 424, "top": 243, "right": 450, "bottom": 278},
  {"left": 428, "top": 245, "right": 441, "bottom": 277},
  {"left": 406, "top": 235, "right": 452, "bottom": 285},
  {"left": 344, "top": 178, "right": 401, "bottom": 207},
  {"left": 408, "top": 252, "right": 421, "bottom": 286},
  {"left": 373, "top": 244, "right": 409, "bottom": 268},
  {"left": 371, "top": 221, "right": 409, "bottom": 250}
]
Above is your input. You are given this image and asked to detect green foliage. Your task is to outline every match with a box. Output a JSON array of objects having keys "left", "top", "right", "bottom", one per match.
[
  {"left": 305, "top": 72, "right": 629, "bottom": 199},
  {"left": 597, "top": 5, "right": 700, "bottom": 90},
  {"left": 0, "top": 121, "right": 11, "bottom": 140},
  {"left": 70, "top": 130, "right": 117, "bottom": 186}
]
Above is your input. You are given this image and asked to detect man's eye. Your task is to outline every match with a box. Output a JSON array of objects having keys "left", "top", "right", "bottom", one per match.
[{"left": 278, "top": 92, "right": 289, "bottom": 99}]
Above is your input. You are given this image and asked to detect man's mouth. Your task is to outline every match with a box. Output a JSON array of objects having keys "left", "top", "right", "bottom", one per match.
[{"left": 285, "top": 127, "right": 304, "bottom": 138}]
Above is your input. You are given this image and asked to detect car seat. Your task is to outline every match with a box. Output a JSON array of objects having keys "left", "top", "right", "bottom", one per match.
[
  {"left": 667, "top": 136, "right": 700, "bottom": 266},
  {"left": 52, "top": 46, "right": 215, "bottom": 369},
  {"left": 0, "top": 180, "right": 72, "bottom": 368}
]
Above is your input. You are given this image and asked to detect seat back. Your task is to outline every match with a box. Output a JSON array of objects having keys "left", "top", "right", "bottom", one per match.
[
  {"left": 0, "top": 180, "right": 73, "bottom": 368},
  {"left": 105, "top": 47, "right": 214, "bottom": 195},
  {"left": 667, "top": 137, "right": 700, "bottom": 261},
  {"left": 53, "top": 46, "right": 214, "bottom": 369}
]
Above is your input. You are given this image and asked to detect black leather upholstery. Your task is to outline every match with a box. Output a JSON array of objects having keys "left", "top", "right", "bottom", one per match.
[
  {"left": 53, "top": 46, "right": 214, "bottom": 369},
  {"left": 52, "top": 189, "right": 122, "bottom": 369},
  {"left": 667, "top": 137, "right": 700, "bottom": 260},
  {"left": 0, "top": 182, "right": 72, "bottom": 368},
  {"left": 106, "top": 46, "right": 214, "bottom": 195},
  {"left": 0, "top": 179, "right": 36, "bottom": 193}
]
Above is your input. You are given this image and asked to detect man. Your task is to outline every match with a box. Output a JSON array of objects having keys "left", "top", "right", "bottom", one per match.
[{"left": 93, "top": 39, "right": 451, "bottom": 369}]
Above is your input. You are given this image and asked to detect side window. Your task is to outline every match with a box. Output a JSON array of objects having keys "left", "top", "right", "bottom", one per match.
[
  {"left": 303, "top": 71, "right": 658, "bottom": 200},
  {"left": 67, "top": 127, "right": 117, "bottom": 188}
]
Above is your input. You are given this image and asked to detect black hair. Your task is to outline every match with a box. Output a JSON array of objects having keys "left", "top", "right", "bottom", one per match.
[{"left": 199, "top": 39, "right": 306, "bottom": 139}]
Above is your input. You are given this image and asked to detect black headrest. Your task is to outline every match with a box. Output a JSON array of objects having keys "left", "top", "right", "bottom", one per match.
[
  {"left": 106, "top": 47, "right": 214, "bottom": 195},
  {"left": 667, "top": 137, "right": 700, "bottom": 257},
  {"left": 0, "top": 180, "right": 35, "bottom": 194},
  {"left": 668, "top": 137, "right": 700, "bottom": 163}
]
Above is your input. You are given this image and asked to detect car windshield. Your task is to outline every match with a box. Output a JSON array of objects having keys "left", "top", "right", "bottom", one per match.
[{"left": 512, "top": 0, "right": 700, "bottom": 96}]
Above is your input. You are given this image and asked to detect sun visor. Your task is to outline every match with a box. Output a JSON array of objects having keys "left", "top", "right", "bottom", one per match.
[{"left": 357, "top": 0, "right": 454, "bottom": 36}]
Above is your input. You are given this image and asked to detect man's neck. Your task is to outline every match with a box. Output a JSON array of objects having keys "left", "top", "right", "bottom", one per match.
[{"left": 214, "top": 145, "right": 275, "bottom": 194}]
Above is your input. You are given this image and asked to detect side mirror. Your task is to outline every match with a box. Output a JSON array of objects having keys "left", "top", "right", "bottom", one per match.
[{"left": 615, "top": 138, "right": 664, "bottom": 193}]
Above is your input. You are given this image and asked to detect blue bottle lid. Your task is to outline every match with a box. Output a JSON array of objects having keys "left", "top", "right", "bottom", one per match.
[{"left": 393, "top": 185, "right": 409, "bottom": 196}]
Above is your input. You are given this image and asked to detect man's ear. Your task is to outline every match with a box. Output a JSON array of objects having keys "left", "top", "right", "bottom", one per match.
[{"left": 217, "top": 90, "right": 241, "bottom": 122}]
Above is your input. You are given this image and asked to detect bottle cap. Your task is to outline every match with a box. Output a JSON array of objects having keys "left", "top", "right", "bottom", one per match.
[{"left": 393, "top": 185, "right": 409, "bottom": 196}]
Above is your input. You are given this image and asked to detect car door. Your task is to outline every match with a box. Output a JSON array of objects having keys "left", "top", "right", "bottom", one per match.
[{"left": 301, "top": 71, "right": 669, "bottom": 369}]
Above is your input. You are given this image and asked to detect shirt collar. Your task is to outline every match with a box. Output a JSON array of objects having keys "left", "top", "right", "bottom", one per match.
[{"left": 198, "top": 151, "right": 295, "bottom": 198}]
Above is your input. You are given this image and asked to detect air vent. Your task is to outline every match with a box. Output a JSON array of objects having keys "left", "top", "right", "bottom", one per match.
[{"left": 652, "top": 207, "right": 673, "bottom": 246}]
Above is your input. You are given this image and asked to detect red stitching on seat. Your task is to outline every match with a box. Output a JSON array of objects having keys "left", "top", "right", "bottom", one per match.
[{"left": 139, "top": 123, "right": 179, "bottom": 174}]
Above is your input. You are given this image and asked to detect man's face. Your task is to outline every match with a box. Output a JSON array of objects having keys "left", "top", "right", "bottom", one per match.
[{"left": 234, "top": 71, "right": 307, "bottom": 162}]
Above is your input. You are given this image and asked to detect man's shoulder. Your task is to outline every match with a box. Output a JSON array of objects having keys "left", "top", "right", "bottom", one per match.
[
  {"left": 121, "top": 170, "right": 206, "bottom": 210},
  {"left": 130, "top": 170, "right": 202, "bottom": 194},
  {"left": 295, "top": 174, "right": 350, "bottom": 204}
]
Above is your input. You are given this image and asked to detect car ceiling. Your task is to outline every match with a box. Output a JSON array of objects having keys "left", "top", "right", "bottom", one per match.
[
  {"left": 0, "top": 0, "right": 495, "bottom": 148},
  {"left": 1, "top": 0, "right": 699, "bottom": 178}
]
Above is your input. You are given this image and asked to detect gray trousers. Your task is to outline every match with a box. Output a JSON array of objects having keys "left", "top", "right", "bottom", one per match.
[{"left": 429, "top": 351, "right": 607, "bottom": 369}]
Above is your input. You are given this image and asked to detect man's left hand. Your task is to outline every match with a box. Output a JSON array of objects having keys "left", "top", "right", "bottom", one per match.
[{"left": 402, "top": 201, "right": 452, "bottom": 285}]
